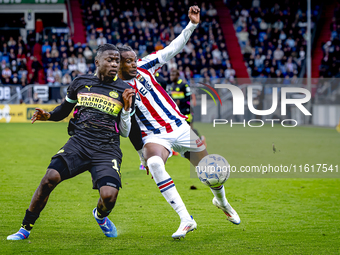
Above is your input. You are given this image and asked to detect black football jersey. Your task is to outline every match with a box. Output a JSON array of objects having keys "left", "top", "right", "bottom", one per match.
[{"left": 66, "top": 74, "right": 134, "bottom": 143}]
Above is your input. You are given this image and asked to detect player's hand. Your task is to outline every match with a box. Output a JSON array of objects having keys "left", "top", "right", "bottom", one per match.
[
  {"left": 123, "top": 88, "right": 135, "bottom": 111},
  {"left": 31, "top": 108, "right": 50, "bottom": 124},
  {"left": 188, "top": 5, "right": 200, "bottom": 24}
]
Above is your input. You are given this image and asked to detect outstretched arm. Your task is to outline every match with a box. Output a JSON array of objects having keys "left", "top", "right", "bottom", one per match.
[{"left": 31, "top": 100, "right": 76, "bottom": 123}]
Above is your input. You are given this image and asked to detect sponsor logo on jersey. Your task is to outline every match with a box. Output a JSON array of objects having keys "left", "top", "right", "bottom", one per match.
[
  {"left": 77, "top": 92, "right": 123, "bottom": 116},
  {"left": 85, "top": 85, "right": 92, "bottom": 91},
  {"left": 109, "top": 90, "right": 119, "bottom": 98}
]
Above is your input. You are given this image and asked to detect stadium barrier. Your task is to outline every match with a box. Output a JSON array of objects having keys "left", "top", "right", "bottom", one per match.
[{"left": 0, "top": 104, "right": 72, "bottom": 123}]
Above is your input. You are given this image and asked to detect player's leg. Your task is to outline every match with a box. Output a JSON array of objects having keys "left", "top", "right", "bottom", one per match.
[
  {"left": 7, "top": 158, "right": 67, "bottom": 240},
  {"left": 143, "top": 142, "right": 196, "bottom": 239},
  {"left": 185, "top": 150, "right": 240, "bottom": 224},
  {"left": 8, "top": 137, "right": 92, "bottom": 240},
  {"left": 92, "top": 178, "right": 119, "bottom": 238},
  {"left": 90, "top": 154, "right": 122, "bottom": 238},
  {"left": 177, "top": 124, "right": 241, "bottom": 224}
]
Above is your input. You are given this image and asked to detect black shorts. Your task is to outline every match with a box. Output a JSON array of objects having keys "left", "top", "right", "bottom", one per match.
[{"left": 49, "top": 136, "right": 122, "bottom": 190}]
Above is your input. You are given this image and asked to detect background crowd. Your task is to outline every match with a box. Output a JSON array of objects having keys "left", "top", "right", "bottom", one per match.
[{"left": 0, "top": 0, "right": 334, "bottom": 90}]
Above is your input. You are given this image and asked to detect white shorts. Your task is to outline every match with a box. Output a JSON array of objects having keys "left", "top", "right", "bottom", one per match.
[{"left": 142, "top": 122, "right": 206, "bottom": 157}]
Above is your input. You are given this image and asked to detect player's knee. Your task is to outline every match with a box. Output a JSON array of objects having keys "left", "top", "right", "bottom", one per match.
[
  {"left": 147, "top": 156, "right": 164, "bottom": 171},
  {"left": 41, "top": 169, "right": 61, "bottom": 191},
  {"left": 100, "top": 187, "right": 118, "bottom": 206}
]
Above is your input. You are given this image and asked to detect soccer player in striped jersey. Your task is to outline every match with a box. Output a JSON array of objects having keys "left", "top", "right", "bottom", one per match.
[{"left": 118, "top": 6, "right": 240, "bottom": 240}]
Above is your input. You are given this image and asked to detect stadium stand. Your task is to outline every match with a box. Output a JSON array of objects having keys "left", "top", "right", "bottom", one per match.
[
  {"left": 79, "top": 0, "right": 233, "bottom": 84},
  {"left": 226, "top": 0, "right": 320, "bottom": 82},
  {"left": 0, "top": 0, "right": 325, "bottom": 92},
  {"left": 318, "top": 1, "right": 340, "bottom": 78}
]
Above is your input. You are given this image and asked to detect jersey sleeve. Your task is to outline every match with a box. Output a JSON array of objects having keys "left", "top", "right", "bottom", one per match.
[
  {"left": 118, "top": 93, "right": 136, "bottom": 137},
  {"left": 65, "top": 78, "right": 79, "bottom": 104},
  {"left": 137, "top": 21, "right": 198, "bottom": 74}
]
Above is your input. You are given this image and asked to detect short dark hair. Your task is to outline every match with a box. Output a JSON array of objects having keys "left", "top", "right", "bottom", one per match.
[
  {"left": 96, "top": 44, "right": 118, "bottom": 59},
  {"left": 117, "top": 45, "right": 134, "bottom": 53}
]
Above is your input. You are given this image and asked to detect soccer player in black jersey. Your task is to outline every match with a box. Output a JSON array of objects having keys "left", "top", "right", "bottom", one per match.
[{"left": 7, "top": 44, "right": 143, "bottom": 240}]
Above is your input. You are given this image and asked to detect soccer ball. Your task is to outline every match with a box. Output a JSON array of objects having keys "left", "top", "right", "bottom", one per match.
[{"left": 196, "top": 154, "right": 230, "bottom": 188}]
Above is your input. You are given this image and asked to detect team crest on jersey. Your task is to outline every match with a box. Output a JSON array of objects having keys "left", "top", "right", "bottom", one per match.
[
  {"left": 109, "top": 90, "right": 119, "bottom": 98},
  {"left": 137, "top": 75, "right": 152, "bottom": 90}
]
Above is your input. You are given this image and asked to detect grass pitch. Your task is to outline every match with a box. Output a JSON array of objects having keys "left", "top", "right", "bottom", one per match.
[{"left": 0, "top": 122, "right": 339, "bottom": 254}]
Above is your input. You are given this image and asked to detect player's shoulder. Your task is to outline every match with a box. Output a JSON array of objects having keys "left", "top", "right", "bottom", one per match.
[
  {"left": 70, "top": 74, "right": 98, "bottom": 86},
  {"left": 137, "top": 51, "right": 160, "bottom": 67},
  {"left": 69, "top": 74, "right": 98, "bottom": 92},
  {"left": 115, "top": 77, "right": 134, "bottom": 90}
]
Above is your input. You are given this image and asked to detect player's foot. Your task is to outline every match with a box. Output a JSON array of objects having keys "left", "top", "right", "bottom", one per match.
[
  {"left": 213, "top": 197, "right": 241, "bottom": 225},
  {"left": 200, "top": 135, "right": 207, "bottom": 148},
  {"left": 139, "top": 164, "right": 145, "bottom": 170},
  {"left": 93, "top": 208, "right": 117, "bottom": 238},
  {"left": 172, "top": 217, "right": 197, "bottom": 240},
  {"left": 7, "top": 227, "right": 30, "bottom": 240}
]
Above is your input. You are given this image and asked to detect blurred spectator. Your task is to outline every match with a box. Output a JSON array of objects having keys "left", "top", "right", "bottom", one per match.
[
  {"left": 42, "top": 41, "right": 52, "bottom": 54},
  {"left": 62, "top": 73, "right": 72, "bottom": 85},
  {"left": 47, "top": 72, "right": 55, "bottom": 85},
  {"left": 97, "top": 33, "right": 107, "bottom": 46},
  {"left": 77, "top": 58, "right": 87, "bottom": 74},
  {"left": 2, "top": 66, "right": 12, "bottom": 80}
]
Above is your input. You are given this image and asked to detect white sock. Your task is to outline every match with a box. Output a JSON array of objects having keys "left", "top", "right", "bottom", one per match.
[
  {"left": 147, "top": 156, "right": 191, "bottom": 221},
  {"left": 210, "top": 185, "right": 228, "bottom": 207}
]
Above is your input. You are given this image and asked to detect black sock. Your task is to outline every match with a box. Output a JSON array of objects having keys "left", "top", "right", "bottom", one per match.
[
  {"left": 21, "top": 209, "right": 40, "bottom": 231},
  {"left": 96, "top": 207, "right": 111, "bottom": 218}
]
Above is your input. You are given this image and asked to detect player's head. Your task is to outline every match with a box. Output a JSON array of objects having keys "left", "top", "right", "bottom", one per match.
[
  {"left": 170, "top": 69, "right": 180, "bottom": 82},
  {"left": 95, "top": 44, "right": 120, "bottom": 80},
  {"left": 117, "top": 45, "right": 137, "bottom": 80}
]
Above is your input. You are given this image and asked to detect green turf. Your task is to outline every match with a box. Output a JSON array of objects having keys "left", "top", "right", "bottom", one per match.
[{"left": 0, "top": 123, "right": 339, "bottom": 254}]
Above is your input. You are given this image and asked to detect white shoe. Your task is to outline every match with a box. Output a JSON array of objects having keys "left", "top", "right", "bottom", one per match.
[
  {"left": 213, "top": 197, "right": 241, "bottom": 225},
  {"left": 172, "top": 218, "right": 197, "bottom": 239}
]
